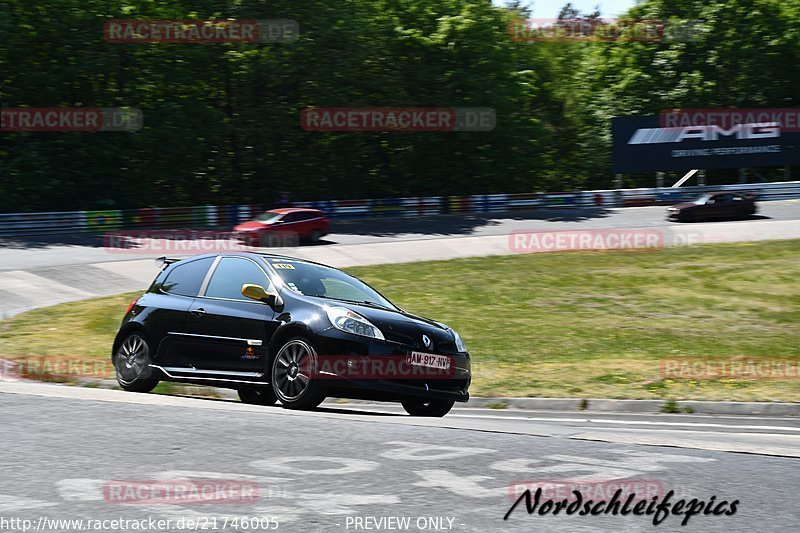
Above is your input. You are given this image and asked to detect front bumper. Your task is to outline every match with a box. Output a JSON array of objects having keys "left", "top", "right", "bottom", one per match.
[{"left": 312, "top": 329, "right": 471, "bottom": 402}]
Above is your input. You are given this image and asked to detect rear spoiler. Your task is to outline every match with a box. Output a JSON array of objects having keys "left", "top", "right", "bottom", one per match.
[{"left": 155, "top": 256, "right": 181, "bottom": 269}]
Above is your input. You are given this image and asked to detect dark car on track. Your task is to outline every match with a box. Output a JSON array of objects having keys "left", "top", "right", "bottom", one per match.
[
  {"left": 233, "top": 208, "right": 329, "bottom": 245},
  {"left": 666, "top": 192, "right": 757, "bottom": 222},
  {"left": 112, "top": 253, "right": 471, "bottom": 417}
]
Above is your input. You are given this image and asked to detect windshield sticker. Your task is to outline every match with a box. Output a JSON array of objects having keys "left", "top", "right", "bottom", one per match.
[{"left": 273, "top": 263, "right": 295, "bottom": 269}]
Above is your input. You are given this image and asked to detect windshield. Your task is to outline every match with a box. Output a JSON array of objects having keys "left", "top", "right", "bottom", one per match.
[
  {"left": 693, "top": 194, "right": 713, "bottom": 205},
  {"left": 263, "top": 257, "right": 398, "bottom": 310},
  {"left": 254, "top": 211, "right": 284, "bottom": 223}
]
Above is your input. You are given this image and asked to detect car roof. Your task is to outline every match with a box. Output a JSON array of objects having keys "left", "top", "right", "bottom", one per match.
[
  {"left": 258, "top": 253, "right": 332, "bottom": 268},
  {"left": 267, "top": 207, "right": 323, "bottom": 214},
  {"left": 163, "top": 252, "right": 333, "bottom": 270}
]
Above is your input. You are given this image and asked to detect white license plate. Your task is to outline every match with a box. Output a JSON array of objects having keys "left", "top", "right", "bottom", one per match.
[{"left": 406, "top": 351, "right": 451, "bottom": 370}]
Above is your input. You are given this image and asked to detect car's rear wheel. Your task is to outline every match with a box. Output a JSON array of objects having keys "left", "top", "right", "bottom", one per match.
[
  {"left": 238, "top": 385, "right": 277, "bottom": 406},
  {"left": 309, "top": 229, "right": 322, "bottom": 243},
  {"left": 113, "top": 332, "right": 159, "bottom": 393},
  {"left": 401, "top": 399, "right": 455, "bottom": 417},
  {"left": 271, "top": 337, "right": 326, "bottom": 410}
]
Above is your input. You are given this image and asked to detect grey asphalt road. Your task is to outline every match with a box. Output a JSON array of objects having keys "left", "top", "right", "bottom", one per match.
[
  {"left": 1, "top": 382, "right": 798, "bottom": 533},
  {"left": 1, "top": 201, "right": 799, "bottom": 318},
  {"left": 1, "top": 201, "right": 799, "bottom": 272}
]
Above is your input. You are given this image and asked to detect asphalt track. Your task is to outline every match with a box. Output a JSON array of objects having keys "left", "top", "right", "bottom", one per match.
[
  {"left": 0, "top": 381, "right": 798, "bottom": 532},
  {"left": 0, "top": 201, "right": 799, "bottom": 318},
  {"left": 1, "top": 204, "right": 799, "bottom": 532}
]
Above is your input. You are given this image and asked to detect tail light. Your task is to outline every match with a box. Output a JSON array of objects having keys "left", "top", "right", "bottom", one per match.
[{"left": 125, "top": 297, "right": 140, "bottom": 314}]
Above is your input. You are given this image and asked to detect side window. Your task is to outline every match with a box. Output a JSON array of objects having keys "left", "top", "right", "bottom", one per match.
[
  {"left": 205, "top": 257, "right": 270, "bottom": 301},
  {"left": 282, "top": 212, "right": 301, "bottom": 223},
  {"left": 161, "top": 257, "right": 215, "bottom": 297}
]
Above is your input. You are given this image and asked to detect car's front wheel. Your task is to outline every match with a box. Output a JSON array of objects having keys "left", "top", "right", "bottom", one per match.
[
  {"left": 401, "top": 399, "right": 455, "bottom": 417},
  {"left": 113, "top": 332, "right": 159, "bottom": 393},
  {"left": 238, "top": 385, "right": 277, "bottom": 406},
  {"left": 271, "top": 337, "right": 326, "bottom": 410}
]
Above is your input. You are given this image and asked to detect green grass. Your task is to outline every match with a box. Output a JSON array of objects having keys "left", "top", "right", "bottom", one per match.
[{"left": 2, "top": 240, "right": 799, "bottom": 401}]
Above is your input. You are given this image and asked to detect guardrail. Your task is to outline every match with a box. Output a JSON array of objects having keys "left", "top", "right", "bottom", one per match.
[{"left": 1, "top": 181, "right": 798, "bottom": 238}]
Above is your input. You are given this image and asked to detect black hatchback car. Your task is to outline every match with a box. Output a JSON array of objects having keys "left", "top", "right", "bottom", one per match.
[
  {"left": 666, "top": 192, "right": 757, "bottom": 222},
  {"left": 112, "top": 253, "right": 471, "bottom": 417}
]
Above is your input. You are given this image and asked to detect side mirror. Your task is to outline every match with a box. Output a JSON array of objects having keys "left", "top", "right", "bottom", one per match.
[{"left": 242, "top": 284, "right": 281, "bottom": 308}]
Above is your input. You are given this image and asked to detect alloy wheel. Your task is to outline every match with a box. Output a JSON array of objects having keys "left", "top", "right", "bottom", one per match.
[
  {"left": 273, "top": 339, "right": 315, "bottom": 401},
  {"left": 115, "top": 334, "right": 148, "bottom": 383}
]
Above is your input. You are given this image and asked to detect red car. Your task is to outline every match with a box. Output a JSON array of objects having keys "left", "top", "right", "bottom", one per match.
[{"left": 234, "top": 208, "right": 329, "bottom": 246}]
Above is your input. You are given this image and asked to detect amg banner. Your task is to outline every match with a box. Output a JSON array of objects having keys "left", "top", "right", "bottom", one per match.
[{"left": 612, "top": 114, "right": 800, "bottom": 173}]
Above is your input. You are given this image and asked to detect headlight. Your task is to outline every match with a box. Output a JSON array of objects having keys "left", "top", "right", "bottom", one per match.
[
  {"left": 326, "top": 307, "right": 385, "bottom": 340},
  {"left": 453, "top": 330, "right": 467, "bottom": 353}
]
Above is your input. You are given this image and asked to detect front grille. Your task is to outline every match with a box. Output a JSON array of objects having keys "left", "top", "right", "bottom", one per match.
[
  {"left": 384, "top": 331, "right": 419, "bottom": 349},
  {"left": 384, "top": 331, "right": 458, "bottom": 354}
]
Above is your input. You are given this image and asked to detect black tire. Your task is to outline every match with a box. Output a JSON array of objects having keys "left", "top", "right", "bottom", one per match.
[
  {"left": 401, "top": 399, "right": 455, "bottom": 417},
  {"left": 271, "top": 337, "right": 326, "bottom": 410},
  {"left": 238, "top": 385, "right": 277, "bottom": 406},
  {"left": 309, "top": 230, "right": 322, "bottom": 243},
  {"left": 113, "top": 332, "right": 159, "bottom": 393}
]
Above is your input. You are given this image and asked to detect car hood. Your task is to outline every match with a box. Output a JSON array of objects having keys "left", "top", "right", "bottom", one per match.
[{"left": 332, "top": 301, "right": 457, "bottom": 352}]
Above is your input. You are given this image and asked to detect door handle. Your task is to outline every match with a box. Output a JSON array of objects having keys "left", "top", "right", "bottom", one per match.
[{"left": 190, "top": 307, "right": 206, "bottom": 317}]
